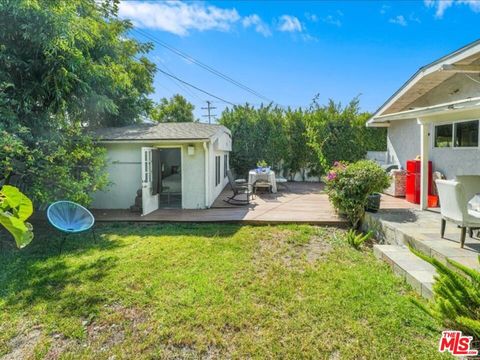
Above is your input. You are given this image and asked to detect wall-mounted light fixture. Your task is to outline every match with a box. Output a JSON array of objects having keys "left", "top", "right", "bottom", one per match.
[{"left": 187, "top": 145, "right": 195, "bottom": 156}]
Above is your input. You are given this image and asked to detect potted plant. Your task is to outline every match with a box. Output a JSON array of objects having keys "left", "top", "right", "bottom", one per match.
[
  {"left": 256, "top": 160, "right": 268, "bottom": 173},
  {"left": 365, "top": 192, "right": 382, "bottom": 212}
]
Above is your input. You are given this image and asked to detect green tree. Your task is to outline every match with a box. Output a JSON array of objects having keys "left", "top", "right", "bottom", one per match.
[
  {"left": 306, "top": 98, "right": 369, "bottom": 174},
  {"left": 0, "top": 0, "right": 155, "bottom": 205},
  {"left": 150, "top": 94, "right": 195, "bottom": 123}
]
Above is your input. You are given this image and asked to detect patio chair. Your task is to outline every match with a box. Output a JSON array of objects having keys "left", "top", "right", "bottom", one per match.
[
  {"left": 47, "top": 201, "right": 96, "bottom": 252},
  {"left": 254, "top": 180, "right": 272, "bottom": 194},
  {"left": 435, "top": 180, "right": 480, "bottom": 248},
  {"left": 227, "top": 169, "right": 247, "bottom": 185},
  {"left": 225, "top": 171, "right": 253, "bottom": 205},
  {"left": 275, "top": 176, "right": 289, "bottom": 191}
]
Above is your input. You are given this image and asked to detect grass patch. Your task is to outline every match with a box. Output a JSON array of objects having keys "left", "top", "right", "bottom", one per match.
[{"left": 0, "top": 223, "right": 448, "bottom": 358}]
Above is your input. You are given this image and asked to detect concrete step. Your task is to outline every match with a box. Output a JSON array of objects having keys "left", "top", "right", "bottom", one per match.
[{"left": 374, "top": 244, "right": 437, "bottom": 299}]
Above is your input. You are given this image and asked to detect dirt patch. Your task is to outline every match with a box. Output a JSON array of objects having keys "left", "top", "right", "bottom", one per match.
[
  {"left": 253, "top": 229, "right": 334, "bottom": 272},
  {"left": 304, "top": 235, "right": 333, "bottom": 264},
  {"left": 1, "top": 328, "right": 41, "bottom": 360},
  {"left": 44, "top": 335, "right": 77, "bottom": 360},
  {"left": 86, "top": 303, "right": 151, "bottom": 351}
]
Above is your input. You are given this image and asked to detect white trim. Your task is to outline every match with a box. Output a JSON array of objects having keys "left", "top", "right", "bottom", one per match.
[
  {"left": 368, "top": 97, "right": 480, "bottom": 126},
  {"left": 153, "top": 145, "right": 183, "bottom": 209},
  {"left": 98, "top": 139, "right": 208, "bottom": 144},
  {"left": 203, "top": 142, "right": 209, "bottom": 208}
]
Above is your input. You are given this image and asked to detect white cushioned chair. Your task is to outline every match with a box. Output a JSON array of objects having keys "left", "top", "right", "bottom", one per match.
[
  {"left": 436, "top": 179, "right": 480, "bottom": 248},
  {"left": 456, "top": 175, "right": 480, "bottom": 203}
]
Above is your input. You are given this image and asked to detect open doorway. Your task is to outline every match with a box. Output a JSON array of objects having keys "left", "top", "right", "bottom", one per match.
[{"left": 158, "top": 148, "right": 182, "bottom": 208}]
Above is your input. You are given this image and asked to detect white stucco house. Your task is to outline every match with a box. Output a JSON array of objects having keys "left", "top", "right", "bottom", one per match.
[
  {"left": 91, "top": 122, "right": 231, "bottom": 215},
  {"left": 368, "top": 39, "right": 480, "bottom": 209}
]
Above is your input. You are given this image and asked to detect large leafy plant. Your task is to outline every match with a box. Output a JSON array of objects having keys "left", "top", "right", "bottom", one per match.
[
  {"left": 410, "top": 246, "right": 480, "bottom": 338},
  {"left": 325, "top": 160, "right": 390, "bottom": 227},
  {"left": 0, "top": 185, "right": 34, "bottom": 248}
]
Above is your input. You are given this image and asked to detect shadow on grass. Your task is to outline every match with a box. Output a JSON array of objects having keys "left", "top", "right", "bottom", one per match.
[
  {"left": 0, "top": 223, "right": 123, "bottom": 316},
  {"left": 98, "top": 221, "right": 244, "bottom": 239},
  {"left": 0, "top": 221, "right": 244, "bottom": 316}
]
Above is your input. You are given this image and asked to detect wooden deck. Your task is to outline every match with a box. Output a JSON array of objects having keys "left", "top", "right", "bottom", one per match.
[{"left": 92, "top": 182, "right": 416, "bottom": 226}]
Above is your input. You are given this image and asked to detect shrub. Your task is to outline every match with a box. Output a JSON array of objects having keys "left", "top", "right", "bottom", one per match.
[
  {"left": 345, "top": 229, "right": 372, "bottom": 249},
  {"left": 410, "top": 246, "right": 480, "bottom": 338},
  {"left": 0, "top": 185, "right": 34, "bottom": 248},
  {"left": 325, "top": 160, "right": 390, "bottom": 227}
]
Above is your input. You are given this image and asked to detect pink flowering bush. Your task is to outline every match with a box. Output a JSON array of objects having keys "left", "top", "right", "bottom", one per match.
[{"left": 325, "top": 160, "right": 390, "bottom": 227}]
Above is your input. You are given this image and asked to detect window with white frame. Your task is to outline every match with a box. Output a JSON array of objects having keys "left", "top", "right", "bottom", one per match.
[
  {"left": 224, "top": 154, "right": 228, "bottom": 178},
  {"left": 215, "top": 156, "right": 221, "bottom": 186},
  {"left": 433, "top": 120, "right": 479, "bottom": 148}
]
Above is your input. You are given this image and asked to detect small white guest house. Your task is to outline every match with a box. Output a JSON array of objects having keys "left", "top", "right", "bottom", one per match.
[
  {"left": 91, "top": 122, "right": 232, "bottom": 215},
  {"left": 368, "top": 39, "right": 480, "bottom": 209}
]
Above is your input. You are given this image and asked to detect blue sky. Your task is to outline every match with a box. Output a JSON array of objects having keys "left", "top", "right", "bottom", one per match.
[{"left": 119, "top": 0, "right": 480, "bottom": 121}]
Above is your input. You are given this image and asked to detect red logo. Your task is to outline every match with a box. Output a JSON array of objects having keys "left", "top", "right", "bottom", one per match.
[{"left": 439, "top": 331, "right": 478, "bottom": 356}]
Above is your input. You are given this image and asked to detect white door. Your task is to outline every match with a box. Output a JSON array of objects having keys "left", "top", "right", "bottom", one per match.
[{"left": 141, "top": 147, "right": 159, "bottom": 216}]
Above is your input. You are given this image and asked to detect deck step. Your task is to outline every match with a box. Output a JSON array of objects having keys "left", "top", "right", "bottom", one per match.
[{"left": 374, "top": 244, "right": 437, "bottom": 299}]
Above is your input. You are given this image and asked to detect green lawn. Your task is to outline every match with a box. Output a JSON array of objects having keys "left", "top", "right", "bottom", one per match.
[{"left": 0, "top": 223, "right": 447, "bottom": 359}]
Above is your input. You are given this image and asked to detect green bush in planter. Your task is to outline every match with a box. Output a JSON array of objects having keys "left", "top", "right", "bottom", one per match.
[{"left": 325, "top": 160, "right": 390, "bottom": 227}]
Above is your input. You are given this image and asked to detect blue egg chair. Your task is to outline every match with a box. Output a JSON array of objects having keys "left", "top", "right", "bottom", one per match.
[{"left": 47, "top": 201, "right": 96, "bottom": 252}]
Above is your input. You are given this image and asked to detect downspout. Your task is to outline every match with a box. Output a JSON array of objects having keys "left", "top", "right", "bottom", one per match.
[{"left": 203, "top": 141, "right": 209, "bottom": 208}]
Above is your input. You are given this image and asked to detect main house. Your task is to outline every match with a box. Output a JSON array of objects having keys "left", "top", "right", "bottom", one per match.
[
  {"left": 368, "top": 39, "right": 480, "bottom": 209},
  {"left": 91, "top": 122, "right": 231, "bottom": 215}
]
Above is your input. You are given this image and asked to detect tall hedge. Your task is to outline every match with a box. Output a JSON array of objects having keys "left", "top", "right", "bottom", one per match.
[
  {"left": 220, "top": 98, "right": 386, "bottom": 178},
  {"left": 219, "top": 98, "right": 386, "bottom": 178}
]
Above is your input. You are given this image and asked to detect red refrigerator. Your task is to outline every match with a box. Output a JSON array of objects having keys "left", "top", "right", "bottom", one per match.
[{"left": 405, "top": 160, "right": 432, "bottom": 204}]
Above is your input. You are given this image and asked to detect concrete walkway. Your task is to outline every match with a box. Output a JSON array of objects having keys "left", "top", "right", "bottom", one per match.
[{"left": 364, "top": 207, "right": 480, "bottom": 298}]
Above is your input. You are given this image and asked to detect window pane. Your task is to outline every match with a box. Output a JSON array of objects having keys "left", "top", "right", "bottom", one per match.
[
  {"left": 434, "top": 124, "right": 452, "bottom": 148},
  {"left": 454, "top": 120, "right": 479, "bottom": 147}
]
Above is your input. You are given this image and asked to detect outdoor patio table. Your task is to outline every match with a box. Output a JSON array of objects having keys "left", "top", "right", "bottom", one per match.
[{"left": 248, "top": 169, "right": 277, "bottom": 193}]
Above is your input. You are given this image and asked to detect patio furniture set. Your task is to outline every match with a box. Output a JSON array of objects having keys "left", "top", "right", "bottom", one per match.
[{"left": 225, "top": 169, "right": 288, "bottom": 205}]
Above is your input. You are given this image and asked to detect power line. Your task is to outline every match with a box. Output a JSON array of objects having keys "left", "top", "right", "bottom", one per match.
[
  {"left": 157, "top": 60, "right": 205, "bottom": 102},
  {"left": 156, "top": 68, "right": 236, "bottom": 106},
  {"left": 132, "top": 28, "right": 274, "bottom": 103}
]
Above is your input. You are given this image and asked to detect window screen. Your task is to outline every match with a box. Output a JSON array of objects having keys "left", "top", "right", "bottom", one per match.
[
  {"left": 224, "top": 154, "right": 228, "bottom": 178},
  {"left": 215, "top": 156, "right": 221, "bottom": 186},
  {"left": 434, "top": 124, "right": 452, "bottom": 148},
  {"left": 454, "top": 120, "right": 479, "bottom": 147}
]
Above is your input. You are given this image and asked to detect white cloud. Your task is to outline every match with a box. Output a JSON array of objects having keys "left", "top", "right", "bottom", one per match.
[
  {"left": 322, "top": 15, "right": 342, "bottom": 27},
  {"left": 424, "top": 0, "right": 480, "bottom": 18},
  {"left": 118, "top": 1, "right": 240, "bottom": 36},
  {"left": 305, "top": 12, "right": 318, "bottom": 22},
  {"left": 389, "top": 15, "right": 407, "bottom": 26},
  {"left": 277, "top": 15, "right": 303, "bottom": 32},
  {"left": 380, "top": 4, "right": 390, "bottom": 15},
  {"left": 409, "top": 13, "right": 421, "bottom": 23},
  {"left": 242, "top": 14, "right": 272, "bottom": 37}
]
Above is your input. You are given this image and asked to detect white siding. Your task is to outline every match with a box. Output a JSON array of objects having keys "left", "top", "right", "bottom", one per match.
[
  {"left": 181, "top": 143, "right": 206, "bottom": 209},
  {"left": 387, "top": 116, "right": 480, "bottom": 179},
  {"left": 206, "top": 141, "right": 229, "bottom": 207},
  {"left": 91, "top": 143, "right": 143, "bottom": 209},
  {"left": 387, "top": 119, "right": 420, "bottom": 168},
  {"left": 91, "top": 142, "right": 207, "bottom": 209}
]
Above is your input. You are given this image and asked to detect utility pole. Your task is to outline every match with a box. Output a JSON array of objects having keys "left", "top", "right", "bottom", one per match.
[{"left": 201, "top": 100, "right": 216, "bottom": 124}]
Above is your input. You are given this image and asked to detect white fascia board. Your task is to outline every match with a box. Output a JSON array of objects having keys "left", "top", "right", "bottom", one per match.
[
  {"left": 97, "top": 139, "right": 209, "bottom": 144},
  {"left": 369, "top": 97, "right": 480, "bottom": 124}
]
